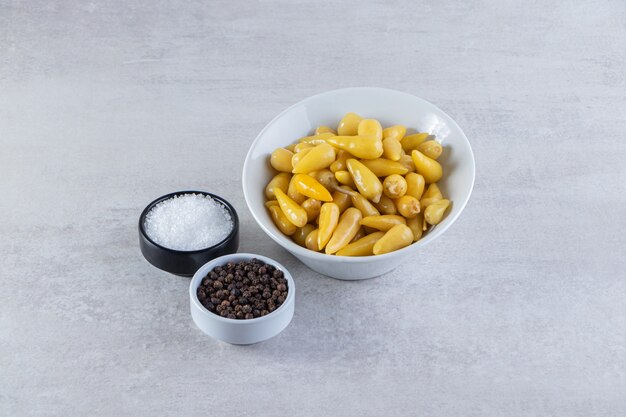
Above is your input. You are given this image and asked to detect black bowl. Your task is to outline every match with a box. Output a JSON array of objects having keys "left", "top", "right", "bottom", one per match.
[{"left": 138, "top": 191, "right": 239, "bottom": 277}]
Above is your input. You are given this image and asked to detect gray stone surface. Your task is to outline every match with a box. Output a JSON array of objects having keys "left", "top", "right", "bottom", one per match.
[{"left": 1, "top": 0, "right": 625, "bottom": 415}]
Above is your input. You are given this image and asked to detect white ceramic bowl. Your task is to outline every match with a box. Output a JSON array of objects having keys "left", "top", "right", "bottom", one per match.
[
  {"left": 189, "top": 253, "right": 295, "bottom": 344},
  {"left": 242, "top": 87, "right": 475, "bottom": 280}
]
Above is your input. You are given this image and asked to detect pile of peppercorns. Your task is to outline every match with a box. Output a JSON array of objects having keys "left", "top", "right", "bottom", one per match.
[{"left": 196, "top": 258, "right": 289, "bottom": 320}]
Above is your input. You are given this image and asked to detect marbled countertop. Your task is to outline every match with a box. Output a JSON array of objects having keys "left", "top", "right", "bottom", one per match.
[{"left": 1, "top": 1, "right": 625, "bottom": 415}]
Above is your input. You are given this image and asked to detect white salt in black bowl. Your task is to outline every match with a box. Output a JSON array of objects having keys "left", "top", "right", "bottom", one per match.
[{"left": 138, "top": 191, "right": 239, "bottom": 277}]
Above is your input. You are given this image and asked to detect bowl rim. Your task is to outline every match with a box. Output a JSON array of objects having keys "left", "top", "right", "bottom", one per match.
[
  {"left": 139, "top": 190, "right": 239, "bottom": 254},
  {"left": 189, "top": 253, "right": 295, "bottom": 324},
  {"left": 242, "top": 87, "right": 475, "bottom": 263}
]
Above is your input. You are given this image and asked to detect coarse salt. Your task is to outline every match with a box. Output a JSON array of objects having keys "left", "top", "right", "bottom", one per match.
[{"left": 144, "top": 194, "right": 233, "bottom": 251}]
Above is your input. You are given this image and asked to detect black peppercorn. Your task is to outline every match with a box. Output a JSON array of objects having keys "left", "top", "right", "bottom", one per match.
[{"left": 196, "top": 259, "right": 289, "bottom": 321}]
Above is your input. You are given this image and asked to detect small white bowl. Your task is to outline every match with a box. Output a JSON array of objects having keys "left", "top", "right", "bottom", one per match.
[
  {"left": 189, "top": 253, "right": 295, "bottom": 345},
  {"left": 242, "top": 87, "right": 475, "bottom": 280}
]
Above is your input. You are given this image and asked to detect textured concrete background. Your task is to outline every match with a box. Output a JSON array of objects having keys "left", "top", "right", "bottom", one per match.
[{"left": 1, "top": 0, "right": 625, "bottom": 416}]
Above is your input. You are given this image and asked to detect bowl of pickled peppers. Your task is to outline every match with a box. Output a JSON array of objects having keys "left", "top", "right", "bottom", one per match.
[{"left": 242, "top": 87, "right": 475, "bottom": 279}]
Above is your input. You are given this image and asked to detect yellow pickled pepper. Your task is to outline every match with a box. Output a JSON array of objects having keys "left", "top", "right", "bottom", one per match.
[
  {"left": 346, "top": 159, "right": 383, "bottom": 203},
  {"left": 401, "top": 132, "right": 430, "bottom": 152},
  {"left": 315, "top": 126, "right": 337, "bottom": 135},
  {"left": 325, "top": 207, "right": 363, "bottom": 254},
  {"left": 420, "top": 183, "right": 443, "bottom": 208},
  {"left": 406, "top": 213, "right": 424, "bottom": 242},
  {"left": 330, "top": 150, "right": 350, "bottom": 173},
  {"left": 395, "top": 195, "right": 421, "bottom": 218},
  {"left": 336, "top": 231, "right": 385, "bottom": 257},
  {"left": 268, "top": 205, "right": 296, "bottom": 236},
  {"left": 292, "top": 224, "right": 316, "bottom": 247},
  {"left": 298, "top": 132, "right": 335, "bottom": 145},
  {"left": 416, "top": 140, "right": 443, "bottom": 160},
  {"left": 287, "top": 174, "right": 306, "bottom": 204},
  {"left": 310, "top": 169, "right": 337, "bottom": 190},
  {"left": 357, "top": 119, "right": 383, "bottom": 140},
  {"left": 337, "top": 112, "right": 363, "bottom": 136},
  {"left": 317, "top": 202, "right": 340, "bottom": 250},
  {"left": 301, "top": 198, "right": 321, "bottom": 222},
  {"left": 335, "top": 170, "right": 356, "bottom": 188},
  {"left": 398, "top": 154, "right": 416, "bottom": 172},
  {"left": 293, "top": 142, "right": 314, "bottom": 153},
  {"left": 372, "top": 224, "right": 414, "bottom": 255},
  {"left": 265, "top": 172, "right": 291, "bottom": 200},
  {"left": 270, "top": 148, "right": 294, "bottom": 172},
  {"left": 305, "top": 229, "right": 321, "bottom": 251},
  {"left": 359, "top": 158, "right": 408, "bottom": 177},
  {"left": 360, "top": 215, "right": 407, "bottom": 231},
  {"left": 293, "top": 174, "right": 333, "bottom": 201},
  {"left": 292, "top": 143, "right": 336, "bottom": 174},
  {"left": 382, "top": 137, "right": 402, "bottom": 161},
  {"left": 424, "top": 199, "right": 450, "bottom": 225},
  {"left": 382, "top": 174, "right": 407, "bottom": 199},
  {"left": 405, "top": 172, "right": 425, "bottom": 200},
  {"left": 411, "top": 150, "right": 442, "bottom": 183},
  {"left": 291, "top": 147, "right": 311, "bottom": 170},
  {"left": 382, "top": 125, "right": 407, "bottom": 141},
  {"left": 325, "top": 135, "right": 383, "bottom": 160},
  {"left": 374, "top": 194, "right": 398, "bottom": 215},
  {"left": 350, "top": 192, "right": 380, "bottom": 217},
  {"left": 332, "top": 188, "right": 353, "bottom": 213},
  {"left": 274, "top": 188, "right": 308, "bottom": 227}
]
